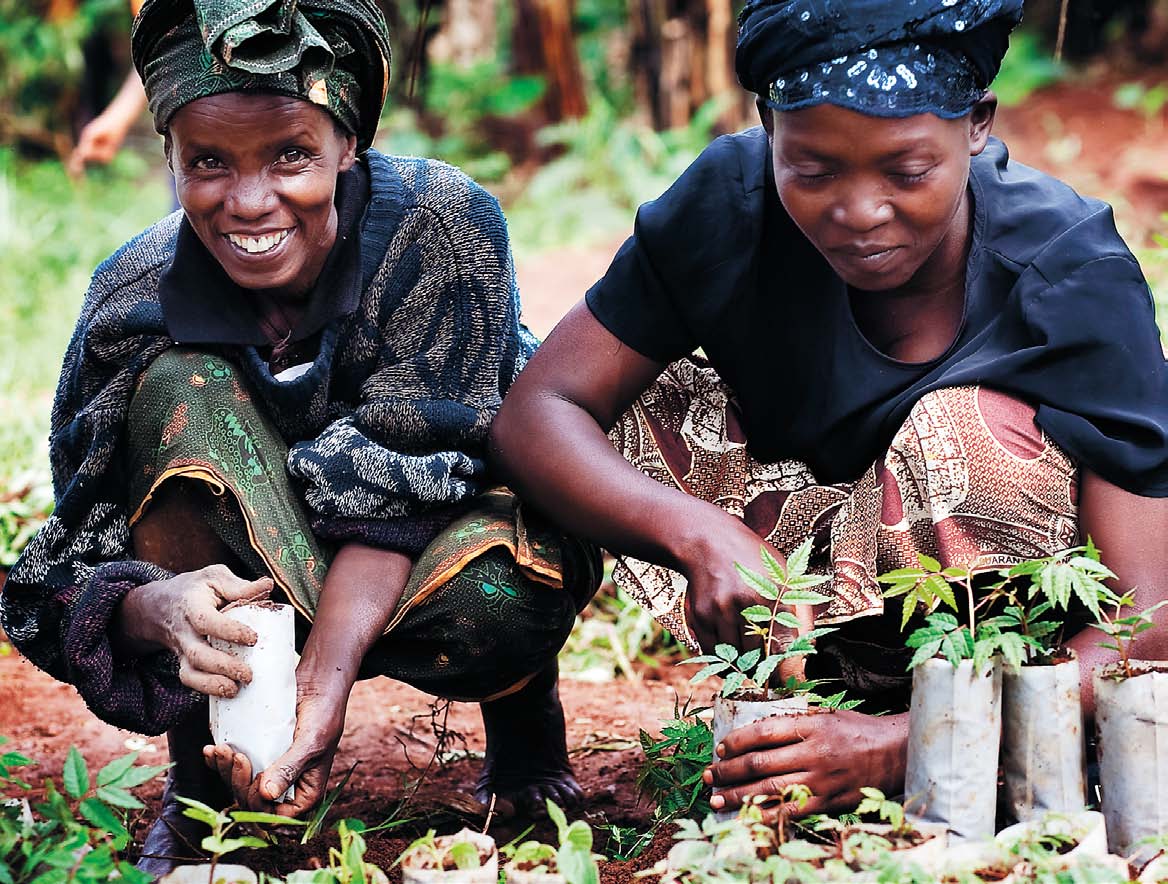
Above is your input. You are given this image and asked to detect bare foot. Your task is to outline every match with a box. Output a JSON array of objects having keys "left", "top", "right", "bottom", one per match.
[{"left": 475, "top": 661, "right": 583, "bottom": 816}]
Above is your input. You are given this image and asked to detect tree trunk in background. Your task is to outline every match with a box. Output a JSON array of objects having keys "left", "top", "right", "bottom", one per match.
[
  {"left": 429, "top": 0, "right": 498, "bottom": 66},
  {"left": 627, "top": 0, "right": 740, "bottom": 130},
  {"left": 512, "top": 0, "right": 588, "bottom": 121}
]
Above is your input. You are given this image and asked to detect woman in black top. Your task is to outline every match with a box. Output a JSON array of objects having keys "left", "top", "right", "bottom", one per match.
[{"left": 491, "top": 0, "right": 1168, "bottom": 816}]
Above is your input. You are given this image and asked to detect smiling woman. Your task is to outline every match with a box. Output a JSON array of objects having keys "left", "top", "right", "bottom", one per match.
[
  {"left": 489, "top": 0, "right": 1168, "bottom": 821},
  {"left": 0, "top": 0, "right": 602, "bottom": 876}
]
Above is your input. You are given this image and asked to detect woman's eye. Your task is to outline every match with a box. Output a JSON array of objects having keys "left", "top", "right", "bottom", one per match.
[
  {"left": 795, "top": 170, "right": 834, "bottom": 183},
  {"left": 892, "top": 168, "right": 931, "bottom": 184},
  {"left": 192, "top": 156, "right": 223, "bottom": 171},
  {"left": 278, "top": 148, "right": 309, "bottom": 164}
]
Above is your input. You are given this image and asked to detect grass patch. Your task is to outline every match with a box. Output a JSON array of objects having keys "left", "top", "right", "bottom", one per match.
[{"left": 0, "top": 148, "right": 170, "bottom": 485}]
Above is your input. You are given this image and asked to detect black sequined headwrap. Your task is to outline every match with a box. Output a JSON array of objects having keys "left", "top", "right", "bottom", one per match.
[{"left": 736, "top": 0, "right": 1023, "bottom": 118}]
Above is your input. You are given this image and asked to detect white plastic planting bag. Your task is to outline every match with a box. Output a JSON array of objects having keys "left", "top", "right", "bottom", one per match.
[
  {"left": 1001, "top": 656, "right": 1087, "bottom": 821},
  {"left": 905, "top": 658, "right": 1001, "bottom": 842},
  {"left": 209, "top": 602, "right": 298, "bottom": 800},
  {"left": 1094, "top": 661, "right": 1168, "bottom": 860},
  {"left": 711, "top": 693, "right": 809, "bottom": 822}
]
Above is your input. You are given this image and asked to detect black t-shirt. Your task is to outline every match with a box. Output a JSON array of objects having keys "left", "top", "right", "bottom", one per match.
[{"left": 587, "top": 128, "right": 1168, "bottom": 496}]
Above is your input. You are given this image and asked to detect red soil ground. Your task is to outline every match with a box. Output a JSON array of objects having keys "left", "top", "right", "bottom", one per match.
[{"left": 2, "top": 69, "right": 1166, "bottom": 881}]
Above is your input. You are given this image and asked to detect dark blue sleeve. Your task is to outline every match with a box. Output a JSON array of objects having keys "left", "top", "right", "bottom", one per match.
[{"left": 585, "top": 130, "right": 768, "bottom": 363}]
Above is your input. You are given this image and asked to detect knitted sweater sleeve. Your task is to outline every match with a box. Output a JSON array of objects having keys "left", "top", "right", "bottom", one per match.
[
  {"left": 286, "top": 162, "right": 534, "bottom": 554},
  {"left": 0, "top": 220, "right": 203, "bottom": 734}
]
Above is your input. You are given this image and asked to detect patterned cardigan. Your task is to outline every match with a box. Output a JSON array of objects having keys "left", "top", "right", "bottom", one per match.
[{"left": 0, "top": 151, "right": 538, "bottom": 733}]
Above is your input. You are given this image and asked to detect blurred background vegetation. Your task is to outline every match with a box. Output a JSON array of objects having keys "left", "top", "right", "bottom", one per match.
[{"left": 2, "top": 0, "right": 1168, "bottom": 666}]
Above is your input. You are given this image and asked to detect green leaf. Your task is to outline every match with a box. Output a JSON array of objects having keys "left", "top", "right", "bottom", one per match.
[
  {"left": 737, "top": 648, "right": 762, "bottom": 672},
  {"left": 231, "top": 810, "right": 305, "bottom": 826},
  {"left": 95, "top": 786, "right": 143, "bottom": 809},
  {"left": 753, "top": 655, "right": 782, "bottom": 686},
  {"left": 772, "top": 610, "right": 801, "bottom": 630},
  {"left": 177, "top": 795, "right": 230, "bottom": 828},
  {"left": 689, "top": 661, "right": 730, "bottom": 683},
  {"left": 761, "top": 547, "right": 787, "bottom": 583},
  {"left": 786, "top": 538, "right": 814, "bottom": 581},
  {"left": 918, "top": 554, "right": 942, "bottom": 572},
  {"left": 780, "top": 588, "right": 831, "bottom": 605},
  {"left": 63, "top": 747, "right": 89, "bottom": 799},
  {"left": 722, "top": 671, "right": 747, "bottom": 696},
  {"left": 77, "top": 798, "right": 126, "bottom": 839},
  {"left": 546, "top": 798, "right": 568, "bottom": 842},
  {"left": 923, "top": 575, "right": 957, "bottom": 612},
  {"left": 741, "top": 605, "right": 772, "bottom": 622},
  {"left": 95, "top": 753, "right": 138, "bottom": 788},
  {"left": 715, "top": 643, "right": 738, "bottom": 663},
  {"left": 449, "top": 839, "right": 482, "bottom": 870},
  {"left": 735, "top": 564, "right": 779, "bottom": 601},
  {"left": 105, "top": 761, "right": 171, "bottom": 790}
]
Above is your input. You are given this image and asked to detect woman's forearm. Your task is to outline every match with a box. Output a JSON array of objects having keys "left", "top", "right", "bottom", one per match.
[
  {"left": 297, "top": 543, "right": 412, "bottom": 687},
  {"left": 490, "top": 388, "right": 741, "bottom": 578}
]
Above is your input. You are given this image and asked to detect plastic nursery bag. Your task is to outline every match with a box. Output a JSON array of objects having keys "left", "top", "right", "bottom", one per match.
[{"left": 209, "top": 602, "right": 298, "bottom": 801}]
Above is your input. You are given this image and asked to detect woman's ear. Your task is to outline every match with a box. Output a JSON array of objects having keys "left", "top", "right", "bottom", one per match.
[
  {"left": 756, "top": 96, "right": 775, "bottom": 138},
  {"left": 338, "top": 132, "right": 358, "bottom": 172},
  {"left": 968, "top": 91, "right": 997, "bottom": 156}
]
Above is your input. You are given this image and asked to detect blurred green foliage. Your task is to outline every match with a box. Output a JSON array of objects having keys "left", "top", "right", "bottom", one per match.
[
  {"left": 0, "top": 148, "right": 170, "bottom": 489},
  {"left": 378, "top": 59, "right": 546, "bottom": 182},
  {"left": 0, "top": 0, "right": 127, "bottom": 150},
  {"left": 992, "top": 30, "right": 1065, "bottom": 107},
  {"left": 508, "top": 94, "right": 727, "bottom": 249}
]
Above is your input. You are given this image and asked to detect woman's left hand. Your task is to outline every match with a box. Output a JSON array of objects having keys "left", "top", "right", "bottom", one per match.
[
  {"left": 705, "top": 710, "right": 908, "bottom": 819},
  {"left": 203, "top": 674, "right": 349, "bottom": 817}
]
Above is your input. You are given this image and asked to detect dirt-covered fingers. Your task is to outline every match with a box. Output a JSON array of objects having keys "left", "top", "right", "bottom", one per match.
[
  {"left": 177, "top": 644, "right": 249, "bottom": 697},
  {"left": 708, "top": 772, "right": 815, "bottom": 813},
  {"left": 713, "top": 715, "right": 808, "bottom": 763},
  {"left": 203, "top": 745, "right": 261, "bottom": 807}
]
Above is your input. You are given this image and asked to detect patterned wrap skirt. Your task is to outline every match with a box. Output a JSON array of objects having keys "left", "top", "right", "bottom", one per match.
[
  {"left": 608, "top": 358, "right": 1079, "bottom": 711},
  {"left": 126, "top": 348, "right": 601, "bottom": 703}
]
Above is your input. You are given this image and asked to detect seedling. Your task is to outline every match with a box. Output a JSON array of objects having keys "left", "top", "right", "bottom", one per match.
[
  {"left": 635, "top": 697, "right": 713, "bottom": 823},
  {"left": 396, "top": 828, "right": 494, "bottom": 872},
  {"left": 1, "top": 741, "right": 169, "bottom": 884},
  {"left": 882, "top": 544, "right": 1121, "bottom": 673},
  {"left": 177, "top": 796, "right": 305, "bottom": 883},
  {"left": 285, "top": 818, "right": 390, "bottom": 884},
  {"left": 854, "top": 787, "right": 909, "bottom": 836},
  {"left": 687, "top": 538, "right": 837, "bottom": 697},
  {"left": 500, "top": 800, "right": 601, "bottom": 883},
  {"left": 1092, "top": 592, "right": 1168, "bottom": 681}
]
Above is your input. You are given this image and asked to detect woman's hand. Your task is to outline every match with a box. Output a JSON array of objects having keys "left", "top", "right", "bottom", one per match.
[
  {"left": 705, "top": 710, "right": 908, "bottom": 819},
  {"left": 679, "top": 514, "right": 814, "bottom": 659},
  {"left": 114, "top": 565, "right": 273, "bottom": 697},
  {"left": 204, "top": 674, "right": 348, "bottom": 817}
]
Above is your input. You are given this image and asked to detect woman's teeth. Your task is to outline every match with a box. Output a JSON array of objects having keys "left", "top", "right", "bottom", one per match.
[{"left": 227, "top": 230, "right": 291, "bottom": 254}]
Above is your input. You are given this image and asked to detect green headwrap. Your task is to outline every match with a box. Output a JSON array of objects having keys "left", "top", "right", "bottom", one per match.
[{"left": 132, "top": 0, "right": 391, "bottom": 152}]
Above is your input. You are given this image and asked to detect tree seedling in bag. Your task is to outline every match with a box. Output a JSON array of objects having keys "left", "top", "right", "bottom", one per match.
[
  {"left": 685, "top": 538, "right": 837, "bottom": 701},
  {"left": 284, "top": 818, "right": 390, "bottom": 884},
  {"left": 1090, "top": 592, "right": 1168, "bottom": 859},
  {"left": 501, "top": 799, "right": 601, "bottom": 883},
  {"left": 396, "top": 828, "right": 497, "bottom": 882}
]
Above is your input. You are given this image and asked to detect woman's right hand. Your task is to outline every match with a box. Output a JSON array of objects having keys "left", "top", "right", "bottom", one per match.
[
  {"left": 678, "top": 513, "right": 814, "bottom": 663},
  {"left": 114, "top": 565, "right": 273, "bottom": 697}
]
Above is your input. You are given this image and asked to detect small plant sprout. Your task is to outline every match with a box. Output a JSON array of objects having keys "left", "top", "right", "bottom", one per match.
[
  {"left": 1092, "top": 592, "right": 1168, "bottom": 681},
  {"left": 177, "top": 796, "right": 305, "bottom": 882},
  {"left": 881, "top": 543, "right": 1122, "bottom": 673},
  {"left": 547, "top": 799, "right": 601, "bottom": 884},
  {"left": 687, "top": 539, "right": 837, "bottom": 697},
  {"left": 854, "top": 788, "right": 908, "bottom": 835},
  {"left": 1, "top": 743, "right": 170, "bottom": 884},
  {"left": 635, "top": 697, "right": 713, "bottom": 825},
  {"left": 396, "top": 828, "right": 496, "bottom": 876}
]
